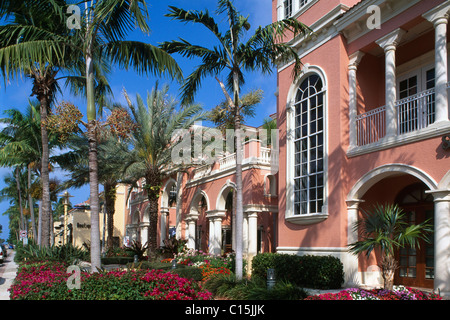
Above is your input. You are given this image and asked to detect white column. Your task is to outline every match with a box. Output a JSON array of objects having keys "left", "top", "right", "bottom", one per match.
[
  {"left": 139, "top": 222, "right": 149, "bottom": 246},
  {"left": 424, "top": 4, "right": 450, "bottom": 123},
  {"left": 376, "top": 29, "right": 406, "bottom": 138},
  {"left": 243, "top": 214, "right": 249, "bottom": 255},
  {"left": 159, "top": 207, "right": 169, "bottom": 246},
  {"left": 247, "top": 212, "right": 258, "bottom": 258},
  {"left": 348, "top": 51, "right": 365, "bottom": 149},
  {"left": 214, "top": 217, "right": 222, "bottom": 256},
  {"left": 345, "top": 199, "right": 364, "bottom": 287},
  {"left": 429, "top": 190, "right": 450, "bottom": 298},
  {"left": 208, "top": 219, "right": 215, "bottom": 254},
  {"left": 187, "top": 218, "right": 197, "bottom": 249}
]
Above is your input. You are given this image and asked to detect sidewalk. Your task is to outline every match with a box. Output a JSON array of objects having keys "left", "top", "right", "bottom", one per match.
[{"left": 0, "top": 250, "right": 18, "bottom": 300}]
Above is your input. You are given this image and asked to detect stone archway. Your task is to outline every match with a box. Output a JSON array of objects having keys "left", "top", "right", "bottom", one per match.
[{"left": 186, "top": 190, "right": 210, "bottom": 251}]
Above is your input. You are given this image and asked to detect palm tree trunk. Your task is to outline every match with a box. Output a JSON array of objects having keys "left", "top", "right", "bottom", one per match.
[
  {"left": 104, "top": 181, "right": 117, "bottom": 251},
  {"left": 38, "top": 97, "right": 52, "bottom": 247},
  {"left": 382, "top": 254, "right": 398, "bottom": 290},
  {"left": 28, "top": 164, "right": 37, "bottom": 241},
  {"left": 146, "top": 168, "right": 161, "bottom": 255},
  {"left": 233, "top": 69, "right": 244, "bottom": 280},
  {"left": 88, "top": 119, "right": 101, "bottom": 271},
  {"left": 15, "top": 167, "right": 25, "bottom": 232},
  {"left": 86, "top": 41, "right": 101, "bottom": 270}
]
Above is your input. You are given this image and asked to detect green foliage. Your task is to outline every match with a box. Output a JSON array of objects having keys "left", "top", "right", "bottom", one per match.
[
  {"left": 203, "top": 273, "right": 307, "bottom": 300},
  {"left": 14, "top": 242, "right": 89, "bottom": 264},
  {"left": 251, "top": 253, "right": 344, "bottom": 290},
  {"left": 10, "top": 261, "right": 212, "bottom": 300},
  {"left": 124, "top": 240, "right": 148, "bottom": 261},
  {"left": 160, "top": 238, "right": 187, "bottom": 256}
]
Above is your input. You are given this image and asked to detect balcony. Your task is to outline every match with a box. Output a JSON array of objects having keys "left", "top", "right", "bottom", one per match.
[
  {"left": 189, "top": 141, "right": 274, "bottom": 185},
  {"left": 348, "top": 83, "right": 450, "bottom": 156}
]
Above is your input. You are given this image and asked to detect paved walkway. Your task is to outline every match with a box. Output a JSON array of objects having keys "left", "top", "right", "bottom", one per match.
[{"left": 0, "top": 250, "right": 18, "bottom": 300}]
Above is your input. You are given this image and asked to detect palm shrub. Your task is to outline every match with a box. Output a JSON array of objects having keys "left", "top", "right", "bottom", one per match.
[
  {"left": 348, "top": 203, "right": 432, "bottom": 290},
  {"left": 14, "top": 241, "right": 89, "bottom": 264},
  {"left": 122, "top": 83, "right": 206, "bottom": 253}
]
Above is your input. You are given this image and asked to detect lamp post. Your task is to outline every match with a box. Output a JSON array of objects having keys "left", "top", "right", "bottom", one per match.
[
  {"left": 61, "top": 191, "right": 73, "bottom": 245},
  {"left": 267, "top": 268, "right": 276, "bottom": 290}
]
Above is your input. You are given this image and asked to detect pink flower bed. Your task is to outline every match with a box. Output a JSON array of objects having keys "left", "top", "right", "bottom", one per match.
[
  {"left": 305, "top": 286, "right": 442, "bottom": 300},
  {"left": 10, "top": 261, "right": 212, "bottom": 300}
]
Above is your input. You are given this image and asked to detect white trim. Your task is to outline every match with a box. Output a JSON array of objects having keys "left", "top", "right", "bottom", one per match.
[
  {"left": 188, "top": 189, "right": 210, "bottom": 215},
  {"left": 346, "top": 163, "right": 438, "bottom": 200},
  {"left": 347, "top": 120, "right": 450, "bottom": 157},
  {"left": 335, "top": 0, "right": 421, "bottom": 44},
  {"left": 215, "top": 180, "right": 236, "bottom": 211}
]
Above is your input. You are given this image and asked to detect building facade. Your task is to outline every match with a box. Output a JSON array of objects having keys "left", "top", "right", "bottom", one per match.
[
  {"left": 125, "top": 124, "right": 278, "bottom": 266},
  {"left": 275, "top": 0, "right": 450, "bottom": 295}
]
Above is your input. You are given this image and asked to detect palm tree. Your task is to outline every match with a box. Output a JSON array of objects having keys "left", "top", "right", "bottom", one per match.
[
  {"left": 1, "top": 0, "right": 183, "bottom": 271},
  {"left": 73, "top": 0, "right": 184, "bottom": 272},
  {"left": 0, "top": 102, "right": 50, "bottom": 241},
  {"left": 161, "top": 0, "right": 310, "bottom": 279},
  {"left": 54, "top": 132, "right": 133, "bottom": 252},
  {"left": 123, "top": 83, "right": 206, "bottom": 253},
  {"left": 0, "top": 0, "right": 98, "bottom": 247},
  {"left": 348, "top": 203, "right": 432, "bottom": 290}
]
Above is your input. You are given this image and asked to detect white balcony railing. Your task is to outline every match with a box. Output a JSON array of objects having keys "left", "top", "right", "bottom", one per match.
[
  {"left": 396, "top": 87, "right": 435, "bottom": 135},
  {"left": 355, "top": 84, "right": 450, "bottom": 147},
  {"left": 356, "top": 105, "right": 386, "bottom": 146},
  {"left": 191, "top": 147, "right": 273, "bottom": 181}
]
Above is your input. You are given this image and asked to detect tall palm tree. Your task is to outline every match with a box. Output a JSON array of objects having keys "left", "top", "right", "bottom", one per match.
[
  {"left": 1, "top": 0, "right": 183, "bottom": 271},
  {"left": 348, "top": 203, "right": 432, "bottom": 290},
  {"left": 54, "top": 132, "right": 133, "bottom": 252},
  {"left": 0, "top": 103, "right": 50, "bottom": 241},
  {"left": 123, "top": 83, "right": 206, "bottom": 253},
  {"left": 72, "top": 0, "right": 184, "bottom": 272},
  {"left": 0, "top": 0, "right": 98, "bottom": 247},
  {"left": 161, "top": 0, "right": 310, "bottom": 279}
]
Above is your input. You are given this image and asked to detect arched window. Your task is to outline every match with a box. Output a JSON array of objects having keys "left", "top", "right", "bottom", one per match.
[{"left": 293, "top": 74, "right": 324, "bottom": 215}]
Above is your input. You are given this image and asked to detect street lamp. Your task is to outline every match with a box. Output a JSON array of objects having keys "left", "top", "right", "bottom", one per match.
[
  {"left": 267, "top": 268, "right": 276, "bottom": 290},
  {"left": 60, "top": 191, "right": 73, "bottom": 245}
]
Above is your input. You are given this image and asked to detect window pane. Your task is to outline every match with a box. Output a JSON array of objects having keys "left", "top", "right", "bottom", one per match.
[{"left": 293, "top": 74, "right": 325, "bottom": 215}]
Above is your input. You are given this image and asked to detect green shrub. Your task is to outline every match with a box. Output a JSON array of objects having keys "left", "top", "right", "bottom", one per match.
[
  {"left": 10, "top": 262, "right": 212, "bottom": 300},
  {"left": 14, "top": 242, "right": 89, "bottom": 264},
  {"left": 203, "top": 274, "right": 307, "bottom": 300},
  {"left": 251, "top": 253, "right": 344, "bottom": 289},
  {"left": 101, "top": 256, "right": 134, "bottom": 265}
]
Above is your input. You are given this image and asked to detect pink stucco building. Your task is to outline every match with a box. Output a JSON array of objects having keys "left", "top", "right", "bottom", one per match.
[
  {"left": 274, "top": 0, "right": 450, "bottom": 295},
  {"left": 124, "top": 0, "right": 450, "bottom": 297}
]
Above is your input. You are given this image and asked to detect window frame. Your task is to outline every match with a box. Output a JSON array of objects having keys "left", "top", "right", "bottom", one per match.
[{"left": 285, "top": 67, "right": 329, "bottom": 225}]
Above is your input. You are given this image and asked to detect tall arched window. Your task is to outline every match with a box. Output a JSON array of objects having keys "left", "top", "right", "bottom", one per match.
[{"left": 293, "top": 74, "right": 324, "bottom": 215}]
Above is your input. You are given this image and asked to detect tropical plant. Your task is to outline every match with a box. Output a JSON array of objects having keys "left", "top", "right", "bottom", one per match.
[
  {"left": 53, "top": 129, "right": 134, "bottom": 252},
  {"left": 161, "top": 0, "right": 310, "bottom": 280},
  {"left": 0, "top": 0, "right": 92, "bottom": 248},
  {"left": 0, "top": 103, "right": 52, "bottom": 239},
  {"left": 73, "top": 0, "right": 183, "bottom": 272},
  {"left": 348, "top": 203, "right": 432, "bottom": 290},
  {"left": 122, "top": 83, "right": 206, "bottom": 253}
]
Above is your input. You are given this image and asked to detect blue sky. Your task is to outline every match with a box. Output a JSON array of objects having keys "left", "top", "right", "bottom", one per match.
[{"left": 0, "top": 0, "right": 276, "bottom": 240}]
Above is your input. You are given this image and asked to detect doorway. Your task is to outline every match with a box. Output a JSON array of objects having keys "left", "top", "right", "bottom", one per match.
[{"left": 394, "top": 183, "right": 434, "bottom": 289}]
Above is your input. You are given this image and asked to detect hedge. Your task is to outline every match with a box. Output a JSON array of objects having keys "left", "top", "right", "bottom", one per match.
[{"left": 251, "top": 253, "right": 344, "bottom": 289}]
